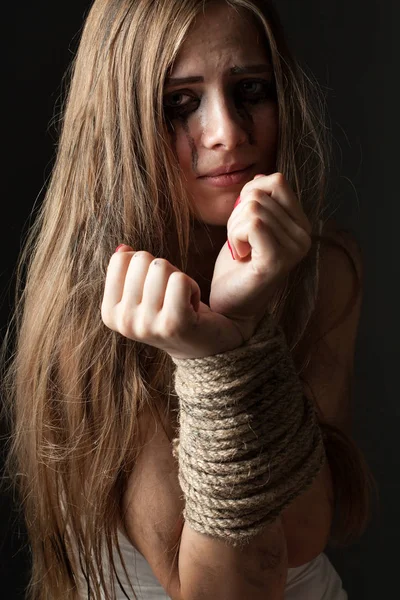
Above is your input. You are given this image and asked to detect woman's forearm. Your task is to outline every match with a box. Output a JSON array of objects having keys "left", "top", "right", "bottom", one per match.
[
  {"left": 281, "top": 459, "right": 333, "bottom": 567},
  {"left": 178, "top": 516, "right": 288, "bottom": 600},
  {"left": 171, "top": 313, "right": 326, "bottom": 598}
]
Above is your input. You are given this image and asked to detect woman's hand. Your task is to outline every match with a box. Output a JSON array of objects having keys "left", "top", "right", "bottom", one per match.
[
  {"left": 209, "top": 172, "right": 312, "bottom": 339},
  {"left": 101, "top": 248, "right": 245, "bottom": 359},
  {"left": 101, "top": 173, "right": 311, "bottom": 358}
]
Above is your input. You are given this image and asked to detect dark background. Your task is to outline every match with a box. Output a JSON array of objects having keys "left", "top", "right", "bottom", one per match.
[{"left": 2, "top": 1, "right": 397, "bottom": 598}]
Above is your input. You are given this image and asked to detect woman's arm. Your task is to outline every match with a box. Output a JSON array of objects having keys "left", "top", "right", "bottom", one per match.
[
  {"left": 121, "top": 402, "right": 288, "bottom": 600},
  {"left": 178, "top": 514, "right": 287, "bottom": 600},
  {"left": 120, "top": 224, "right": 363, "bottom": 598},
  {"left": 281, "top": 223, "right": 364, "bottom": 563},
  {"left": 119, "top": 223, "right": 360, "bottom": 599}
]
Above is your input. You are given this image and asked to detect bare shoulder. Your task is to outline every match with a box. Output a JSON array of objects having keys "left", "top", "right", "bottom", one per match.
[
  {"left": 319, "top": 216, "right": 363, "bottom": 281},
  {"left": 279, "top": 219, "right": 365, "bottom": 563},
  {"left": 300, "top": 217, "right": 364, "bottom": 431},
  {"left": 311, "top": 217, "right": 364, "bottom": 350}
]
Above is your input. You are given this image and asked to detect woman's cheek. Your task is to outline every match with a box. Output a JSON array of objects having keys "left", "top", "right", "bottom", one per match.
[
  {"left": 173, "top": 119, "right": 199, "bottom": 176},
  {"left": 255, "top": 107, "right": 279, "bottom": 162}
]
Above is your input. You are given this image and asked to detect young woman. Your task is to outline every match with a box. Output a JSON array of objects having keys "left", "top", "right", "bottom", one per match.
[{"left": 2, "top": 0, "right": 378, "bottom": 599}]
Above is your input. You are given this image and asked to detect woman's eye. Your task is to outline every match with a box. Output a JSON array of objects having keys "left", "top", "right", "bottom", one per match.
[
  {"left": 164, "top": 92, "right": 190, "bottom": 107},
  {"left": 238, "top": 79, "right": 276, "bottom": 102},
  {"left": 163, "top": 92, "right": 199, "bottom": 117}
]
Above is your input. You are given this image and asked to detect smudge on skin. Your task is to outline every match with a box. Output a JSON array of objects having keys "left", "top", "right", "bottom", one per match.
[
  {"left": 176, "top": 104, "right": 256, "bottom": 171},
  {"left": 180, "top": 116, "right": 199, "bottom": 173},
  {"left": 165, "top": 92, "right": 268, "bottom": 172},
  {"left": 234, "top": 99, "right": 256, "bottom": 145}
]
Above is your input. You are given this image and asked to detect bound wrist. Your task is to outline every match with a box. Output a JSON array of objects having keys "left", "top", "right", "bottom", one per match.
[{"left": 168, "top": 311, "right": 277, "bottom": 362}]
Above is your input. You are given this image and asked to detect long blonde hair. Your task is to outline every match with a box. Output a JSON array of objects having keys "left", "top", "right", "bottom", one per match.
[{"left": 1, "top": 1, "right": 378, "bottom": 599}]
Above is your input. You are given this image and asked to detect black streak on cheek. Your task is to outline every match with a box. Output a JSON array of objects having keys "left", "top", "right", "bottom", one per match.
[
  {"left": 180, "top": 116, "right": 199, "bottom": 172},
  {"left": 235, "top": 102, "right": 256, "bottom": 145}
]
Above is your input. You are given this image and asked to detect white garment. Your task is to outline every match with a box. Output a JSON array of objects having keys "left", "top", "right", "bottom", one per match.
[{"left": 77, "top": 528, "right": 348, "bottom": 599}]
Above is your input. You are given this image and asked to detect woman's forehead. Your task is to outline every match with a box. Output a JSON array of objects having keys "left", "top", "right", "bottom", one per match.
[{"left": 170, "top": 3, "right": 269, "bottom": 76}]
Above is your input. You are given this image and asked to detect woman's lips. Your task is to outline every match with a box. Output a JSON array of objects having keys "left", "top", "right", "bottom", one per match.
[{"left": 198, "top": 164, "right": 254, "bottom": 187}]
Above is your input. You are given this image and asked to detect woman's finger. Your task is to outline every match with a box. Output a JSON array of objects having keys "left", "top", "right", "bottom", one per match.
[
  {"left": 240, "top": 172, "right": 311, "bottom": 234},
  {"left": 141, "top": 258, "right": 179, "bottom": 312},
  {"left": 256, "top": 194, "right": 311, "bottom": 247},
  {"left": 121, "top": 251, "right": 154, "bottom": 306},
  {"left": 162, "top": 272, "right": 201, "bottom": 329},
  {"left": 264, "top": 194, "right": 311, "bottom": 245},
  {"left": 228, "top": 194, "right": 311, "bottom": 255},
  {"left": 102, "top": 250, "right": 135, "bottom": 318},
  {"left": 230, "top": 208, "right": 297, "bottom": 262}
]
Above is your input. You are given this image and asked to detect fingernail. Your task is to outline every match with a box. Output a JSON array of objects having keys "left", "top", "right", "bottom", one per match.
[
  {"left": 254, "top": 174, "right": 264, "bottom": 179},
  {"left": 227, "top": 239, "right": 236, "bottom": 260},
  {"left": 233, "top": 195, "right": 241, "bottom": 209},
  {"left": 115, "top": 244, "right": 126, "bottom": 253},
  {"left": 228, "top": 197, "right": 241, "bottom": 259}
]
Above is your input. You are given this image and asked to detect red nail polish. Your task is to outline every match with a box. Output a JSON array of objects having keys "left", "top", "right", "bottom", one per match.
[
  {"left": 227, "top": 197, "right": 241, "bottom": 260},
  {"left": 115, "top": 244, "right": 126, "bottom": 253},
  {"left": 227, "top": 239, "right": 236, "bottom": 260}
]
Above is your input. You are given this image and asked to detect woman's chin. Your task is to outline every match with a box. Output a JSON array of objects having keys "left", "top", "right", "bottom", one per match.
[{"left": 193, "top": 206, "right": 234, "bottom": 227}]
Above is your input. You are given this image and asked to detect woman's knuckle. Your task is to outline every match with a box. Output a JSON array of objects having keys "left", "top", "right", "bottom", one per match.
[
  {"left": 115, "top": 311, "right": 133, "bottom": 338},
  {"left": 251, "top": 215, "right": 265, "bottom": 231},
  {"left": 297, "top": 229, "right": 311, "bottom": 251},
  {"left": 100, "top": 305, "right": 112, "bottom": 328},
  {"left": 248, "top": 189, "right": 265, "bottom": 204},
  {"left": 251, "top": 199, "right": 265, "bottom": 215},
  {"left": 110, "top": 250, "right": 130, "bottom": 266},
  {"left": 134, "top": 250, "right": 151, "bottom": 261},
  {"left": 303, "top": 233, "right": 312, "bottom": 251},
  {"left": 159, "top": 314, "right": 179, "bottom": 338},
  {"left": 271, "top": 172, "right": 286, "bottom": 186},
  {"left": 240, "top": 180, "right": 252, "bottom": 195},
  {"left": 169, "top": 270, "right": 185, "bottom": 286},
  {"left": 150, "top": 257, "right": 161, "bottom": 267},
  {"left": 109, "top": 251, "right": 122, "bottom": 263},
  {"left": 135, "top": 315, "right": 153, "bottom": 340}
]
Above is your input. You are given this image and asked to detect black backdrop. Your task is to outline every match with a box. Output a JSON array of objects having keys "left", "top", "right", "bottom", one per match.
[{"left": 2, "top": 1, "right": 397, "bottom": 598}]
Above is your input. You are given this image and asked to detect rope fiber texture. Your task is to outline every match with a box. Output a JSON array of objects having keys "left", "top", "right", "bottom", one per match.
[{"left": 171, "top": 312, "right": 326, "bottom": 548}]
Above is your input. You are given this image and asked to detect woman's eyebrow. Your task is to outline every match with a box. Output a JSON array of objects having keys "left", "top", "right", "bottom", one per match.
[
  {"left": 166, "top": 75, "right": 204, "bottom": 86},
  {"left": 165, "top": 64, "right": 272, "bottom": 87},
  {"left": 230, "top": 64, "right": 272, "bottom": 75}
]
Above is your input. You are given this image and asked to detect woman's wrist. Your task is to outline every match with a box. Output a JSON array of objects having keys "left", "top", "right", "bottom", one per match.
[
  {"left": 168, "top": 311, "right": 276, "bottom": 362},
  {"left": 171, "top": 312, "right": 326, "bottom": 547}
]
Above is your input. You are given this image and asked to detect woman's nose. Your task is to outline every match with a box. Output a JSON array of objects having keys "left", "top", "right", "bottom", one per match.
[{"left": 200, "top": 94, "right": 248, "bottom": 151}]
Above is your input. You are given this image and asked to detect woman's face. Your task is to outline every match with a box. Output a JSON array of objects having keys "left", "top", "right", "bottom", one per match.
[{"left": 163, "top": 2, "right": 278, "bottom": 226}]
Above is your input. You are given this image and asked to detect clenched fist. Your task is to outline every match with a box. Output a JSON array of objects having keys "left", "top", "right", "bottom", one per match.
[
  {"left": 209, "top": 172, "right": 312, "bottom": 324},
  {"left": 101, "top": 173, "right": 312, "bottom": 359},
  {"left": 101, "top": 249, "right": 244, "bottom": 359}
]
